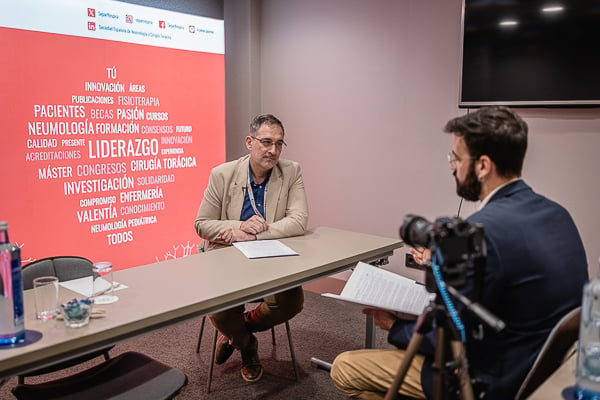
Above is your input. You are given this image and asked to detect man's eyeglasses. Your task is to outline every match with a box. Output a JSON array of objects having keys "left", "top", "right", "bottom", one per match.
[
  {"left": 447, "top": 151, "right": 477, "bottom": 168},
  {"left": 251, "top": 136, "right": 287, "bottom": 150}
]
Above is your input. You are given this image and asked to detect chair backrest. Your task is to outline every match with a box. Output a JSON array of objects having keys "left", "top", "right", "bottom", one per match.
[
  {"left": 18, "top": 255, "right": 114, "bottom": 383},
  {"left": 22, "top": 256, "right": 94, "bottom": 290},
  {"left": 12, "top": 351, "right": 187, "bottom": 400},
  {"left": 515, "top": 306, "right": 581, "bottom": 400}
]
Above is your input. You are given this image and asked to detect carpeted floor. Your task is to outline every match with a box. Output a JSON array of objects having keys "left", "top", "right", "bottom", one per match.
[{"left": 1, "top": 289, "right": 394, "bottom": 399}]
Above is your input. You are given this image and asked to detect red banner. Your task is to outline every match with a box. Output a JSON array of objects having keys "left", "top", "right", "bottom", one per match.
[{"left": 0, "top": 27, "right": 225, "bottom": 270}]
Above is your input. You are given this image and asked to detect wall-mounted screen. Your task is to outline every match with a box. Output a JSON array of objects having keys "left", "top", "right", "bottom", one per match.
[
  {"left": 460, "top": 0, "right": 600, "bottom": 107},
  {"left": 0, "top": 0, "right": 225, "bottom": 269}
]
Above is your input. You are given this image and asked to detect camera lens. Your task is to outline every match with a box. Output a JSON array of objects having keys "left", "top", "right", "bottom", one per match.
[{"left": 399, "top": 214, "right": 434, "bottom": 248}]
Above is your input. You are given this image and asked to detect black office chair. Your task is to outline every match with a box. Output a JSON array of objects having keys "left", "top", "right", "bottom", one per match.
[
  {"left": 514, "top": 306, "right": 581, "bottom": 400},
  {"left": 22, "top": 256, "right": 96, "bottom": 291},
  {"left": 196, "top": 310, "right": 299, "bottom": 393},
  {"left": 17, "top": 256, "right": 113, "bottom": 384},
  {"left": 12, "top": 351, "right": 187, "bottom": 400}
]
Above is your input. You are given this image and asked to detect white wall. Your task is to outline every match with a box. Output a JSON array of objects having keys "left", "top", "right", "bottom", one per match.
[{"left": 226, "top": 0, "right": 600, "bottom": 279}]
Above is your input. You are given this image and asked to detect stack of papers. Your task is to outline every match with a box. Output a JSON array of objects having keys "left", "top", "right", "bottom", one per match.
[
  {"left": 59, "top": 276, "right": 127, "bottom": 297},
  {"left": 322, "top": 262, "right": 435, "bottom": 315},
  {"left": 233, "top": 240, "right": 299, "bottom": 259}
]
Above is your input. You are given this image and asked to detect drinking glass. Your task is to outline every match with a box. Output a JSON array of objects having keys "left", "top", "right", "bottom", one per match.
[
  {"left": 33, "top": 276, "right": 59, "bottom": 320},
  {"left": 92, "top": 261, "right": 118, "bottom": 304}
]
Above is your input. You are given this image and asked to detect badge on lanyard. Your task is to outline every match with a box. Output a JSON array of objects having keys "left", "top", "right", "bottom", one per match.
[{"left": 247, "top": 164, "right": 267, "bottom": 219}]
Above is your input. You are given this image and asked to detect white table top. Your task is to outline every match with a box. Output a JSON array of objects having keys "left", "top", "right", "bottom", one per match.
[{"left": 0, "top": 226, "right": 402, "bottom": 379}]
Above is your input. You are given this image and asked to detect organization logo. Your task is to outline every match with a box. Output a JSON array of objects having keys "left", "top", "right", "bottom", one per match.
[
  {"left": 87, "top": 8, "right": 95, "bottom": 18},
  {"left": 189, "top": 25, "right": 195, "bottom": 33},
  {"left": 88, "top": 21, "right": 96, "bottom": 31},
  {"left": 159, "top": 20, "right": 166, "bottom": 29},
  {"left": 126, "top": 14, "right": 133, "bottom": 24}
]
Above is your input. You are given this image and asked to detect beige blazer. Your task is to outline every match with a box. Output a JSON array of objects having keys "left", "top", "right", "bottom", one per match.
[{"left": 194, "top": 155, "right": 309, "bottom": 251}]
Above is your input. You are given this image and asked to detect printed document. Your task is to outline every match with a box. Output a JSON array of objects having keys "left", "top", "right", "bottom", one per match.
[
  {"left": 322, "top": 262, "right": 435, "bottom": 315},
  {"left": 59, "top": 276, "right": 127, "bottom": 297},
  {"left": 233, "top": 240, "right": 299, "bottom": 259}
]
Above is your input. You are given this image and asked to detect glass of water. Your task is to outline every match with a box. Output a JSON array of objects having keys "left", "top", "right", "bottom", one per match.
[
  {"left": 33, "top": 276, "right": 59, "bottom": 320},
  {"left": 92, "top": 261, "right": 118, "bottom": 304}
]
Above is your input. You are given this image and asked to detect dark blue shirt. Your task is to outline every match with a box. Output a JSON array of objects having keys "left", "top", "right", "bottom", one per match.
[{"left": 240, "top": 170, "right": 271, "bottom": 221}]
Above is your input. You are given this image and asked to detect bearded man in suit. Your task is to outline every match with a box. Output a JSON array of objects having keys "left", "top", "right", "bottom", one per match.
[{"left": 330, "top": 106, "right": 588, "bottom": 399}]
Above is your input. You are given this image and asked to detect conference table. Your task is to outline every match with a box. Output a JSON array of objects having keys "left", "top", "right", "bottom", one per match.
[{"left": 0, "top": 226, "right": 403, "bottom": 381}]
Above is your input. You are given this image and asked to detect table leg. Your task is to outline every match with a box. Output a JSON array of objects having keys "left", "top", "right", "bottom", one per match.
[
  {"left": 310, "top": 357, "right": 333, "bottom": 371},
  {"left": 310, "top": 255, "right": 391, "bottom": 372},
  {"left": 365, "top": 313, "right": 376, "bottom": 348}
]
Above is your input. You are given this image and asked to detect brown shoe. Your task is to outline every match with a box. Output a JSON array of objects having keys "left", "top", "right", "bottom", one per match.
[
  {"left": 215, "top": 335, "right": 235, "bottom": 365},
  {"left": 241, "top": 334, "right": 263, "bottom": 382}
]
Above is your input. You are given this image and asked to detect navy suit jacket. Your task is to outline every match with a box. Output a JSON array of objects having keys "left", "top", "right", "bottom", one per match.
[{"left": 389, "top": 180, "right": 588, "bottom": 399}]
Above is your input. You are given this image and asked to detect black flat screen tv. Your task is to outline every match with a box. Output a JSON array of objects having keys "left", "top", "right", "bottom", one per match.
[{"left": 460, "top": 0, "right": 600, "bottom": 107}]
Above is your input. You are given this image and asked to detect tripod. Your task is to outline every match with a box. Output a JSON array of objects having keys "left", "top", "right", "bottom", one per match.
[
  {"left": 383, "top": 295, "right": 474, "bottom": 400},
  {"left": 382, "top": 282, "right": 505, "bottom": 400},
  {"left": 390, "top": 215, "right": 505, "bottom": 399}
]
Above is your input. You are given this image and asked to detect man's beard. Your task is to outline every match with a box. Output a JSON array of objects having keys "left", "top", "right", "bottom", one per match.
[{"left": 455, "top": 163, "right": 481, "bottom": 201}]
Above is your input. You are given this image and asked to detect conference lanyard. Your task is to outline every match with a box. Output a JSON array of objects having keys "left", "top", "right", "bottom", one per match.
[{"left": 247, "top": 165, "right": 267, "bottom": 219}]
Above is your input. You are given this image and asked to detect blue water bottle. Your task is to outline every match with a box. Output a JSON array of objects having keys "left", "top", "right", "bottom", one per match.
[
  {"left": 576, "top": 257, "right": 600, "bottom": 399},
  {"left": 0, "top": 221, "right": 25, "bottom": 345}
]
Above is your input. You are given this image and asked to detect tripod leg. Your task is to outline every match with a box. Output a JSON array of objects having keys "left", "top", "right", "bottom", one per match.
[
  {"left": 433, "top": 326, "right": 446, "bottom": 400},
  {"left": 450, "top": 341, "right": 474, "bottom": 400},
  {"left": 383, "top": 331, "right": 425, "bottom": 400}
]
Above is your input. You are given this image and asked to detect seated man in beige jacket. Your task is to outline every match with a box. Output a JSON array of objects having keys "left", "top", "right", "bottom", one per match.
[{"left": 194, "top": 114, "right": 308, "bottom": 383}]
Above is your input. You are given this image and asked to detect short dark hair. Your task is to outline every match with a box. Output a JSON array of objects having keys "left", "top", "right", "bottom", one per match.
[
  {"left": 444, "top": 106, "right": 528, "bottom": 177},
  {"left": 250, "top": 114, "right": 285, "bottom": 137}
]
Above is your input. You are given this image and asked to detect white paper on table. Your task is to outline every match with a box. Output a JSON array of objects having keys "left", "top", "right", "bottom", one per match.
[
  {"left": 59, "top": 276, "right": 128, "bottom": 297},
  {"left": 322, "top": 262, "right": 436, "bottom": 315},
  {"left": 233, "top": 240, "right": 299, "bottom": 259}
]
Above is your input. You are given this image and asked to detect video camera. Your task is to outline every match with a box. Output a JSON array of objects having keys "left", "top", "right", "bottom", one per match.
[
  {"left": 395, "top": 215, "right": 500, "bottom": 400},
  {"left": 399, "top": 214, "right": 486, "bottom": 299}
]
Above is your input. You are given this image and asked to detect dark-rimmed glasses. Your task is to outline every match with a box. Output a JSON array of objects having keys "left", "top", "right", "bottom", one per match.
[{"left": 251, "top": 136, "right": 287, "bottom": 150}]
